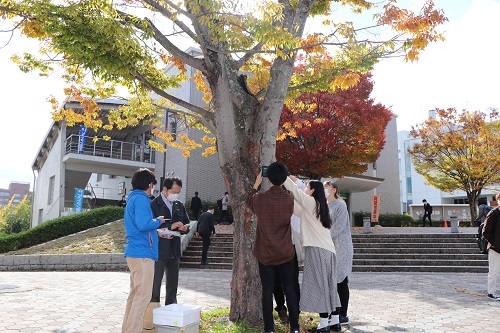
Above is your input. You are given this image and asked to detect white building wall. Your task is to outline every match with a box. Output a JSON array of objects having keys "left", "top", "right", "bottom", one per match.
[
  {"left": 32, "top": 128, "right": 65, "bottom": 227},
  {"left": 349, "top": 117, "right": 400, "bottom": 215}
]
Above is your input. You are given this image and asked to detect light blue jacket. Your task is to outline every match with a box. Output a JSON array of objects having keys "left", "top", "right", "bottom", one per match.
[{"left": 124, "top": 190, "right": 161, "bottom": 260}]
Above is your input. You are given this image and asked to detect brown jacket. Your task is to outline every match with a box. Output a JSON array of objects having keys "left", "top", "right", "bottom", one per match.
[
  {"left": 483, "top": 207, "right": 500, "bottom": 254},
  {"left": 245, "top": 186, "right": 295, "bottom": 265}
]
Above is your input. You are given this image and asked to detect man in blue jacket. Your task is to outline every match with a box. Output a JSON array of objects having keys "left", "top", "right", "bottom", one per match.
[{"left": 122, "top": 168, "right": 164, "bottom": 333}]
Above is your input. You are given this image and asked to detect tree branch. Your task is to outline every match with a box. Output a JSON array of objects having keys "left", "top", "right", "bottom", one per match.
[
  {"left": 142, "top": 0, "right": 199, "bottom": 42},
  {"left": 116, "top": 10, "right": 206, "bottom": 74},
  {"left": 132, "top": 69, "right": 214, "bottom": 128}
]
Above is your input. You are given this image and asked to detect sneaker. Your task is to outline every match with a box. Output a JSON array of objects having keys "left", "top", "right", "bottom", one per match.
[
  {"left": 339, "top": 315, "right": 349, "bottom": 325},
  {"left": 488, "top": 293, "right": 500, "bottom": 300}
]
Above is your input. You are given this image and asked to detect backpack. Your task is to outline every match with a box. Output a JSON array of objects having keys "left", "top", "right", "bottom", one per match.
[
  {"left": 216, "top": 198, "right": 223, "bottom": 210},
  {"left": 477, "top": 223, "right": 489, "bottom": 254}
]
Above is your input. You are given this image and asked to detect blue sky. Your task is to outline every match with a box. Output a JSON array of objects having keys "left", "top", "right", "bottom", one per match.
[{"left": 0, "top": 0, "right": 498, "bottom": 189}]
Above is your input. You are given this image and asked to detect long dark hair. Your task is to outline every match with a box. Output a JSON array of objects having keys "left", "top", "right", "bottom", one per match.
[{"left": 308, "top": 180, "right": 332, "bottom": 229}]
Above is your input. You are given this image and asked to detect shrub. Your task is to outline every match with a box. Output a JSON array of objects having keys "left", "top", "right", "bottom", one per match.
[
  {"left": 0, "top": 206, "right": 124, "bottom": 253},
  {"left": 352, "top": 211, "right": 416, "bottom": 227}
]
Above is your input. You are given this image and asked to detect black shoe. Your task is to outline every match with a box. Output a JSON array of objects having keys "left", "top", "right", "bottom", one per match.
[
  {"left": 290, "top": 329, "right": 300, "bottom": 333},
  {"left": 339, "top": 315, "right": 349, "bottom": 325},
  {"left": 330, "top": 324, "right": 341, "bottom": 332},
  {"left": 201, "top": 261, "right": 208, "bottom": 265}
]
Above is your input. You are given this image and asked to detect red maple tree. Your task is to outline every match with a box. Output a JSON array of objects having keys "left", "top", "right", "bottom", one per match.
[{"left": 277, "top": 73, "right": 394, "bottom": 179}]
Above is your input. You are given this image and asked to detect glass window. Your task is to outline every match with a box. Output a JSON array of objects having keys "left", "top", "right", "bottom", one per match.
[{"left": 48, "top": 176, "right": 55, "bottom": 205}]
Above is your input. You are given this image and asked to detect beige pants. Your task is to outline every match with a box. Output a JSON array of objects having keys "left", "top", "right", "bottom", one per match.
[
  {"left": 122, "top": 257, "right": 155, "bottom": 333},
  {"left": 488, "top": 248, "right": 500, "bottom": 295}
]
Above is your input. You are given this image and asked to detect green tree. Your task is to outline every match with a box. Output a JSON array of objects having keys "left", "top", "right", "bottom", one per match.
[
  {"left": 0, "top": 195, "right": 32, "bottom": 234},
  {"left": 1, "top": 0, "right": 446, "bottom": 324},
  {"left": 408, "top": 107, "right": 500, "bottom": 222}
]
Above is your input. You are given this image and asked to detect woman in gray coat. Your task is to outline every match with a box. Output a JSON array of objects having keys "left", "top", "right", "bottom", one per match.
[{"left": 324, "top": 181, "right": 353, "bottom": 327}]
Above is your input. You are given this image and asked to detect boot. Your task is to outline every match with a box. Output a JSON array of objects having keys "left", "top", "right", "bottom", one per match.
[{"left": 143, "top": 302, "right": 160, "bottom": 330}]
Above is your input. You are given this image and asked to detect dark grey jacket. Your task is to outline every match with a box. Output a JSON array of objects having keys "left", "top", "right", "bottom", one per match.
[
  {"left": 483, "top": 207, "right": 500, "bottom": 254},
  {"left": 151, "top": 195, "right": 190, "bottom": 260}
]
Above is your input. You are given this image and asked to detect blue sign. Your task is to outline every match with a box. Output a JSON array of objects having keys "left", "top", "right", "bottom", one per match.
[
  {"left": 77, "top": 125, "right": 88, "bottom": 154},
  {"left": 74, "top": 188, "right": 85, "bottom": 212}
]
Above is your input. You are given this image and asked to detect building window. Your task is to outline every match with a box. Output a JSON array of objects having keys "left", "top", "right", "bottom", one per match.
[
  {"left": 38, "top": 209, "right": 43, "bottom": 224},
  {"left": 48, "top": 176, "right": 55, "bottom": 205}
]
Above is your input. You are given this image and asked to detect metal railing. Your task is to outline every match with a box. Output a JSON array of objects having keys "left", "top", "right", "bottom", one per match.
[{"left": 64, "top": 134, "right": 155, "bottom": 163}]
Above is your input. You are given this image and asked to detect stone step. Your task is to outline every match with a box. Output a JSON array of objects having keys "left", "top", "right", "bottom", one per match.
[
  {"left": 354, "top": 243, "right": 478, "bottom": 248},
  {"left": 185, "top": 245, "right": 233, "bottom": 252},
  {"left": 180, "top": 262, "right": 233, "bottom": 270},
  {"left": 353, "top": 259, "right": 487, "bottom": 266},
  {"left": 355, "top": 248, "right": 481, "bottom": 254},
  {"left": 187, "top": 240, "right": 234, "bottom": 247},
  {"left": 189, "top": 237, "right": 233, "bottom": 243},
  {"left": 181, "top": 256, "right": 233, "bottom": 263},
  {"left": 353, "top": 265, "right": 488, "bottom": 273},
  {"left": 352, "top": 238, "right": 475, "bottom": 244},
  {"left": 351, "top": 233, "right": 476, "bottom": 239},
  {"left": 354, "top": 253, "right": 487, "bottom": 260},
  {"left": 182, "top": 251, "right": 233, "bottom": 258}
]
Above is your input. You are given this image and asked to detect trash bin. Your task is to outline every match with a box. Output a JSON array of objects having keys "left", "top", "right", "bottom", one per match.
[{"left": 363, "top": 216, "right": 371, "bottom": 233}]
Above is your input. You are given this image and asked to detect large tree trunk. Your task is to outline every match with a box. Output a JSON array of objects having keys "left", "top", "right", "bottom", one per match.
[
  {"left": 466, "top": 190, "right": 480, "bottom": 223},
  {"left": 208, "top": 54, "right": 269, "bottom": 326},
  {"left": 204, "top": 11, "right": 304, "bottom": 321}
]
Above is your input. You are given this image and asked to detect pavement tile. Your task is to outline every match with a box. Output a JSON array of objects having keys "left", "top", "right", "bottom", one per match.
[{"left": 1, "top": 269, "right": 499, "bottom": 332}]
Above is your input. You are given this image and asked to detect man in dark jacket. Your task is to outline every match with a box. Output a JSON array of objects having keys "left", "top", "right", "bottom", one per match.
[
  {"left": 483, "top": 193, "right": 500, "bottom": 301},
  {"left": 148, "top": 177, "right": 190, "bottom": 307},
  {"left": 190, "top": 191, "right": 202, "bottom": 220},
  {"left": 195, "top": 207, "right": 216, "bottom": 264},
  {"left": 422, "top": 199, "right": 433, "bottom": 227}
]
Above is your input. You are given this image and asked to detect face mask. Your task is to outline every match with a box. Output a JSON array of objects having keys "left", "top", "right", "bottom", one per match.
[
  {"left": 324, "top": 189, "right": 330, "bottom": 198},
  {"left": 167, "top": 193, "right": 179, "bottom": 201}
]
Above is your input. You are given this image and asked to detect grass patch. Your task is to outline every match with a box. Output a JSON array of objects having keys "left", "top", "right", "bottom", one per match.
[
  {"left": 7, "top": 220, "right": 126, "bottom": 255},
  {"left": 199, "top": 308, "right": 319, "bottom": 333}
]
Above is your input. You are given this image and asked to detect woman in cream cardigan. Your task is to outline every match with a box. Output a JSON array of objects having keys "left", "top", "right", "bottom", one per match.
[{"left": 284, "top": 176, "right": 340, "bottom": 332}]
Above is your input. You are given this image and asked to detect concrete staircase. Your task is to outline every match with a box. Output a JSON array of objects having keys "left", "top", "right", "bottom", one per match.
[
  {"left": 180, "top": 234, "right": 234, "bottom": 270},
  {"left": 352, "top": 233, "right": 488, "bottom": 273},
  {"left": 180, "top": 232, "right": 488, "bottom": 273}
]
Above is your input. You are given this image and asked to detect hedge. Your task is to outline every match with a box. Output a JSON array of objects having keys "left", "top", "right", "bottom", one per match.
[
  {"left": 352, "top": 211, "right": 418, "bottom": 227},
  {"left": 0, "top": 206, "right": 124, "bottom": 253}
]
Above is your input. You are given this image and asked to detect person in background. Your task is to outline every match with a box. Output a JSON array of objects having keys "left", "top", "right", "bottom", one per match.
[
  {"left": 284, "top": 175, "right": 340, "bottom": 332},
  {"left": 478, "top": 197, "right": 493, "bottom": 226},
  {"left": 482, "top": 193, "right": 500, "bottom": 301},
  {"left": 324, "top": 181, "right": 353, "bottom": 328},
  {"left": 196, "top": 207, "right": 216, "bottom": 265},
  {"left": 422, "top": 199, "right": 433, "bottom": 227},
  {"left": 190, "top": 191, "right": 202, "bottom": 220},
  {"left": 219, "top": 192, "right": 231, "bottom": 224},
  {"left": 143, "top": 177, "right": 190, "bottom": 330},
  {"left": 246, "top": 162, "right": 300, "bottom": 333},
  {"left": 121, "top": 168, "right": 164, "bottom": 333},
  {"left": 118, "top": 195, "right": 127, "bottom": 208}
]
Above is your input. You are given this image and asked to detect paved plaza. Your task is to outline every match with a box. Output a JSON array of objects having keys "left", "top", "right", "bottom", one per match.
[{"left": 1, "top": 269, "right": 499, "bottom": 333}]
